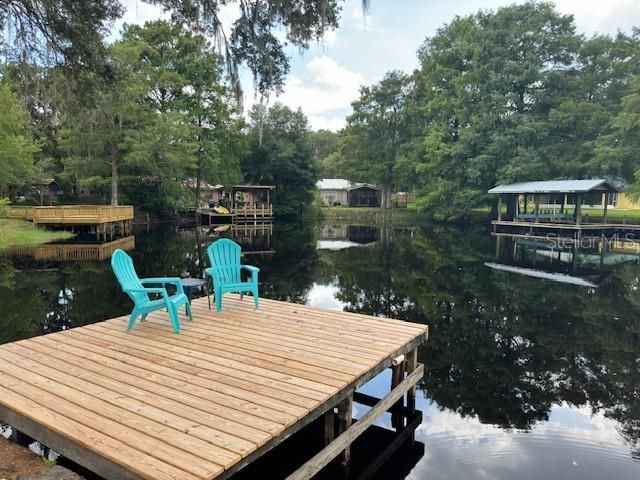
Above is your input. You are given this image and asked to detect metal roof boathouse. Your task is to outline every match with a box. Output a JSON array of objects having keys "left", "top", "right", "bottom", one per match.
[{"left": 486, "top": 179, "right": 640, "bottom": 238}]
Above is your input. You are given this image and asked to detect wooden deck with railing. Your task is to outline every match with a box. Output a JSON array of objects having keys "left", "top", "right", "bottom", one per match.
[
  {"left": 0, "top": 295, "right": 427, "bottom": 480},
  {"left": 32, "top": 206, "right": 134, "bottom": 225},
  {"left": 4, "top": 205, "right": 134, "bottom": 225},
  {"left": 233, "top": 205, "right": 273, "bottom": 222},
  {"left": 5, "top": 206, "right": 34, "bottom": 220}
]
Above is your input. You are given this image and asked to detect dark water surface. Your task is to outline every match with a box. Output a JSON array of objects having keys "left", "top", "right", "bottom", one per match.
[{"left": 1, "top": 220, "right": 639, "bottom": 479}]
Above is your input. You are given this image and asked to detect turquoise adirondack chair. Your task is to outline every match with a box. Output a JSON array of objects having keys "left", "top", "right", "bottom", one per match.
[
  {"left": 206, "top": 239, "right": 260, "bottom": 312},
  {"left": 111, "top": 249, "right": 192, "bottom": 332}
]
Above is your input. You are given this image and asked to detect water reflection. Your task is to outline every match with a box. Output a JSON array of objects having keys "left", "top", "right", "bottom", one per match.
[
  {"left": 1, "top": 221, "right": 639, "bottom": 479},
  {"left": 488, "top": 235, "right": 640, "bottom": 288}
]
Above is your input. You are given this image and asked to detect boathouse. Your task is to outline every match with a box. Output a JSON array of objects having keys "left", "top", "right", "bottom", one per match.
[
  {"left": 486, "top": 179, "right": 640, "bottom": 238},
  {"left": 489, "top": 179, "right": 619, "bottom": 223}
]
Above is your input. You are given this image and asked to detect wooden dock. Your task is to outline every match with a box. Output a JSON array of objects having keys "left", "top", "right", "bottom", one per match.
[
  {"left": 0, "top": 295, "right": 427, "bottom": 480},
  {"left": 198, "top": 206, "right": 274, "bottom": 225},
  {"left": 4, "top": 205, "right": 134, "bottom": 241},
  {"left": 6, "top": 205, "right": 134, "bottom": 225}
]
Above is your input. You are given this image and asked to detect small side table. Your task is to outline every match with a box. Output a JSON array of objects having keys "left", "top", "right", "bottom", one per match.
[{"left": 180, "top": 277, "right": 210, "bottom": 309}]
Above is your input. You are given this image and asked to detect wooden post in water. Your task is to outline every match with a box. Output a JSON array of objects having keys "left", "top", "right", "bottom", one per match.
[
  {"left": 391, "top": 355, "right": 405, "bottom": 431},
  {"left": 337, "top": 395, "right": 353, "bottom": 463},
  {"left": 324, "top": 409, "right": 336, "bottom": 447},
  {"left": 406, "top": 349, "right": 418, "bottom": 416},
  {"left": 603, "top": 192, "right": 609, "bottom": 224}
]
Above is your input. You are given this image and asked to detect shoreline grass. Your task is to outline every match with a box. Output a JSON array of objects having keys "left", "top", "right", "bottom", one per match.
[
  {"left": 0, "top": 219, "right": 73, "bottom": 249},
  {"left": 317, "top": 206, "right": 428, "bottom": 225}
]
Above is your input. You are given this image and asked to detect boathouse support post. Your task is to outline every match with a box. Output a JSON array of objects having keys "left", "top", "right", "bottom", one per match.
[
  {"left": 497, "top": 195, "right": 502, "bottom": 221},
  {"left": 534, "top": 195, "right": 540, "bottom": 223},
  {"left": 603, "top": 192, "right": 608, "bottom": 224},
  {"left": 575, "top": 194, "right": 582, "bottom": 225}
]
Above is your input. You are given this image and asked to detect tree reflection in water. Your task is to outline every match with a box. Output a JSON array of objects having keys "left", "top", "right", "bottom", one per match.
[
  {"left": 317, "top": 225, "right": 640, "bottom": 459},
  {"left": 1, "top": 221, "right": 639, "bottom": 463}
]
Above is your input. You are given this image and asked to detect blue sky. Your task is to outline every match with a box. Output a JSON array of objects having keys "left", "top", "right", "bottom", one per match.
[{"left": 115, "top": 0, "right": 640, "bottom": 131}]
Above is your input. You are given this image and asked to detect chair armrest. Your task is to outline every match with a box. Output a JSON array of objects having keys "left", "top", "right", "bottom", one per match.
[
  {"left": 141, "top": 277, "right": 184, "bottom": 295},
  {"left": 241, "top": 264, "right": 260, "bottom": 282},
  {"left": 124, "top": 287, "right": 169, "bottom": 298},
  {"left": 241, "top": 265, "right": 260, "bottom": 273}
]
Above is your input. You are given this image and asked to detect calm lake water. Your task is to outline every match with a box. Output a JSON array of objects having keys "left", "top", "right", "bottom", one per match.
[{"left": 1, "top": 219, "right": 640, "bottom": 479}]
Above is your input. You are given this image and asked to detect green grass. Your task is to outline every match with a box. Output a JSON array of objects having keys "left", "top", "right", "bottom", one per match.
[
  {"left": 583, "top": 208, "right": 640, "bottom": 220},
  {"left": 0, "top": 219, "right": 73, "bottom": 249},
  {"left": 317, "top": 206, "right": 428, "bottom": 226}
]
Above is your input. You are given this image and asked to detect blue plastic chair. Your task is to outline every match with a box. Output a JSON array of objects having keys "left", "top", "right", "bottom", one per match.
[
  {"left": 206, "top": 239, "right": 260, "bottom": 312},
  {"left": 111, "top": 249, "right": 192, "bottom": 332}
]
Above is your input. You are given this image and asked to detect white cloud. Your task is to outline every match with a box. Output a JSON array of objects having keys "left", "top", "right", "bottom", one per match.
[
  {"left": 307, "top": 114, "right": 346, "bottom": 131},
  {"left": 275, "top": 55, "right": 363, "bottom": 130},
  {"left": 551, "top": 0, "right": 640, "bottom": 34}
]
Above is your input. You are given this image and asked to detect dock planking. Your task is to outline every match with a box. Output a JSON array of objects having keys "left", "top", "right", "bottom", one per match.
[{"left": 0, "top": 295, "right": 428, "bottom": 480}]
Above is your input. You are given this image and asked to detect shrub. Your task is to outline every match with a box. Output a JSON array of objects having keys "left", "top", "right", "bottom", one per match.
[{"left": 0, "top": 198, "right": 11, "bottom": 217}]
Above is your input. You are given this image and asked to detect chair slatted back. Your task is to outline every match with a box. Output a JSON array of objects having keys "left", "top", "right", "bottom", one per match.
[
  {"left": 207, "top": 239, "right": 241, "bottom": 284},
  {"left": 111, "top": 249, "right": 149, "bottom": 305}
]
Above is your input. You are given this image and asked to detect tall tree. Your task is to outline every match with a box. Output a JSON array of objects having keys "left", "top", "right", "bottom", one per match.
[
  {"left": 595, "top": 75, "right": 640, "bottom": 195},
  {"left": 0, "top": 79, "right": 40, "bottom": 197},
  {"left": 60, "top": 21, "right": 242, "bottom": 213},
  {"left": 340, "top": 70, "right": 411, "bottom": 208},
  {"left": 409, "top": 2, "right": 581, "bottom": 218},
  {"left": 243, "top": 103, "right": 316, "bottom": 217},
  {"left": 309, "top": 129, "right": 340, "bottom": 177},
  {"left": 59, "top": 39, "right": 145, "bottom": 205}
]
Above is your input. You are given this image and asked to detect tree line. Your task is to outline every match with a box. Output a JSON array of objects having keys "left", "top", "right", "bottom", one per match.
[
  {"left": 321, "top": 2, "right": 640, "bottom": 217},
  {"left": 3, "top": 1, "right": 640, "bottom": 218},
  {"left": 0, "top": 0, "right": 349, "bottom": 216},
  {"left": 0, "top": 19, "right": 318, "bottom": 215}
]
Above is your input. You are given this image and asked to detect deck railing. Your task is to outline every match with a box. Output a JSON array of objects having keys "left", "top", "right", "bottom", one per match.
[
  {"left": 32, "top": 205, "right": 134, "bottom": 224},
  {"left": 233, "top": 204, "right": 273, "bottom": 217},
  {"left": 4, "top": 206, "right": 34, "bottom": 220}
]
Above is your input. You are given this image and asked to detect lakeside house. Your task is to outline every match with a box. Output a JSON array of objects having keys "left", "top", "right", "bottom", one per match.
[{"left": 316, "top": 178, "right": 381, "bottom": 207}]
